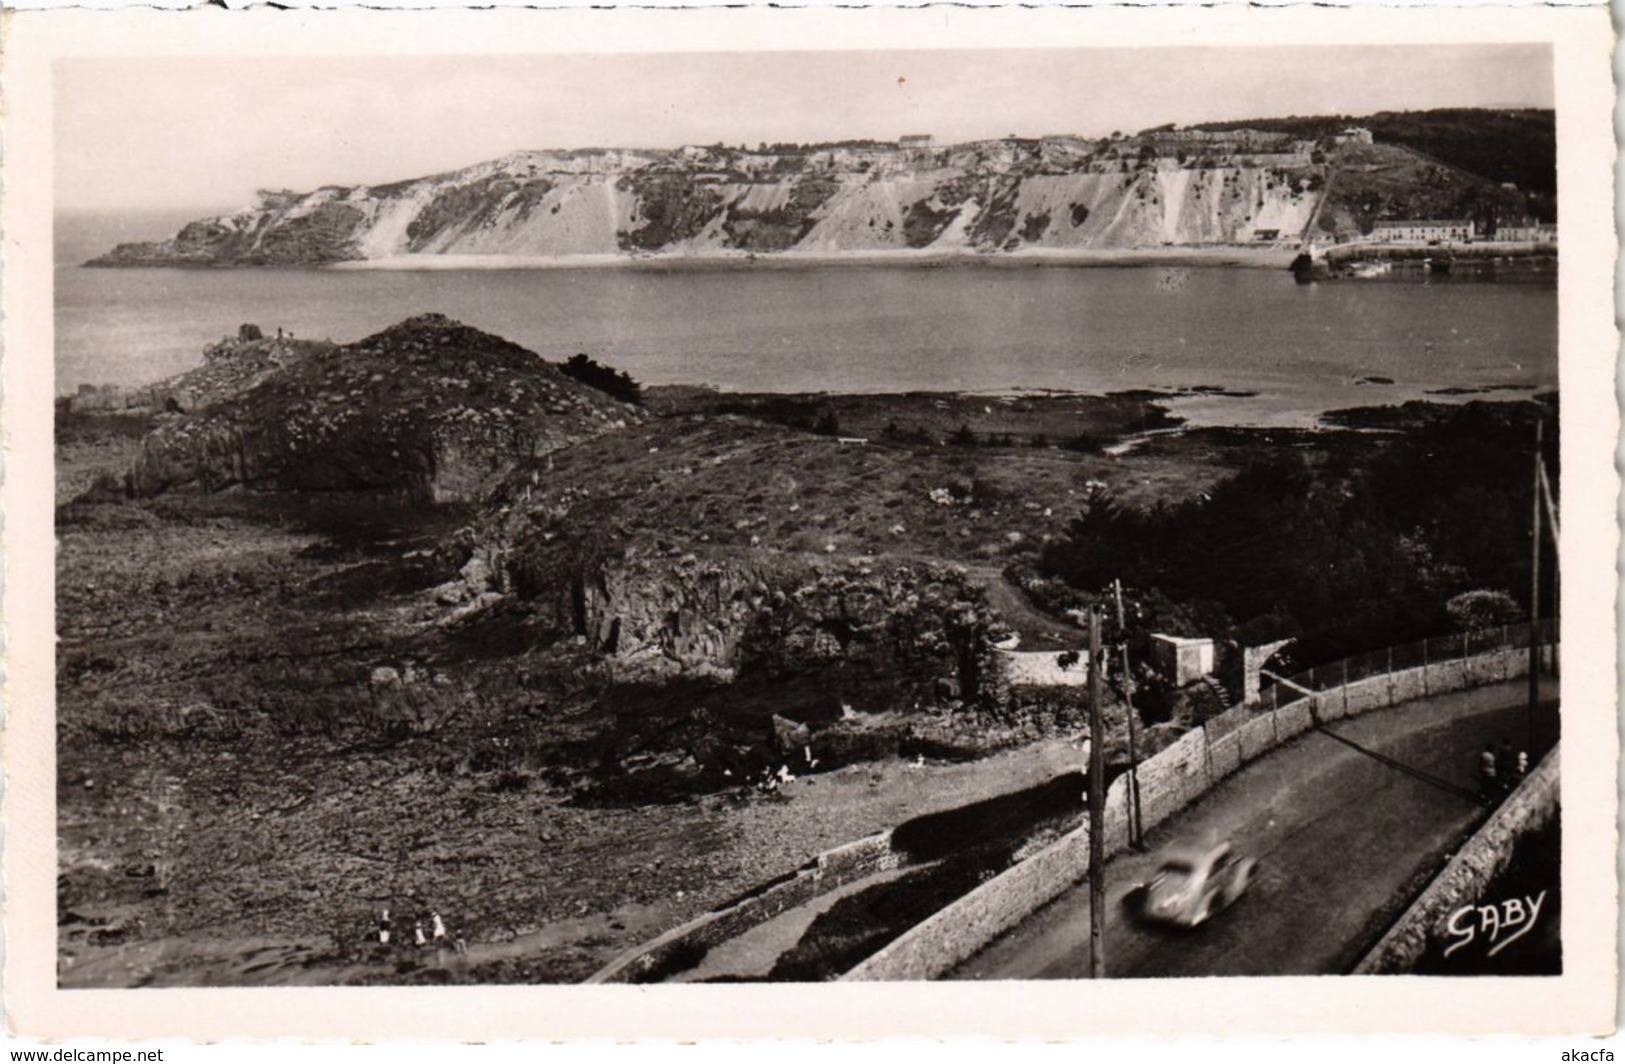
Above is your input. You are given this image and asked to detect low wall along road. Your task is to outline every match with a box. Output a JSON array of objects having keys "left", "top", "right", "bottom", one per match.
[
  {"left": 843, "top": 629, "right": 1558, "bottom": 981},
  {"left": 1353, "top": 747, "right": 1560, "bottom": 974},
  {"left": 589, "top": 833, "right": 900, "bottom": 983}
]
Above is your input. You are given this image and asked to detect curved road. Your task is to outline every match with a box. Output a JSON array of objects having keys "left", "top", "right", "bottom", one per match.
[{"left": 952, "top": 678, "right": 1559, "bottom": 979}]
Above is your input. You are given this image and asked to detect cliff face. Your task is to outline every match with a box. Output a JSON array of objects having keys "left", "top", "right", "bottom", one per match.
[
  {"left": 127, "top": 315, "right": 642, "bottom": 500},
  {"left": 90, "top": 139, "right": 1335, "bottom": 267},
  {"left": 558, "top": 551, "right": 1005, "bottom": 708}
]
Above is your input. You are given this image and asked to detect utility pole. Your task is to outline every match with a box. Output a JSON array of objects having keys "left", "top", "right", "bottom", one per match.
[
  {"left": 1088, "top": 607, "right": 1106, "bottom": 979},
  {"left": 1113, "top": 579, "right": 1145, "bottom": 849},
  {"left": 1527, "top": 417, "right": 1543, "bottom": 756}
]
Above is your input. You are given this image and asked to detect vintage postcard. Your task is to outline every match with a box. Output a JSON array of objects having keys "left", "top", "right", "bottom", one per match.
[{"left": 2, "top": 3, "right": 1617, "bottom": 1041}]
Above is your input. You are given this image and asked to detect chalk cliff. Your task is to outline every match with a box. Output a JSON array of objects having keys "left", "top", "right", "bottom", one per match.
[{"left": 90, "top": 137, "right": 1341, "bottom": 266}]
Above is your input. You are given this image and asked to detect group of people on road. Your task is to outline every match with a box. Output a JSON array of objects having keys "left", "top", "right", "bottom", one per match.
[{"left": 1478, "top": 740, "right": 1530, "bottom": 799}]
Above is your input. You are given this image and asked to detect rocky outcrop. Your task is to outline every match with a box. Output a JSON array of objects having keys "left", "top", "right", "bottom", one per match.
[
  {"left": 532, "top": 549, "right": 1007, "bottom": 708},
  {"left": 67, "top": 332, "right": 334, "bottom": 415},
  {"left": 91, "top": 197, "right": 370, "bottom": 266},
  {"left": 426, "top": 407, "right": 1087, "bottom": 711},
  {"left": 126, "top": 314, "right": 642, "bottom": 500}
]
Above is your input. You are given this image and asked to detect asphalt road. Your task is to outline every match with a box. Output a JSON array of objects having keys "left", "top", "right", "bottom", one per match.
[{"left": 951, "top": 677, "right": 1559, "bottom": 979}]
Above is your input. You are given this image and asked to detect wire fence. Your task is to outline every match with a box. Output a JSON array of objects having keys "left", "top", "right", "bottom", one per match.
[{"left": 1205, "top": 618, "right": 1562, "bottom": 743}]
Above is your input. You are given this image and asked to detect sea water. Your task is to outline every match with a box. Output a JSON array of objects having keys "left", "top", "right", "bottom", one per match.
[{"left": 54, "top": 211, "right": 1557, "bottom": 427}]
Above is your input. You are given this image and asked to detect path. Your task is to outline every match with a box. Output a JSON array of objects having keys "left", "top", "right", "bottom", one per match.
[{"left": 964, "top": 565, "right": 1082, "bottom": 651}]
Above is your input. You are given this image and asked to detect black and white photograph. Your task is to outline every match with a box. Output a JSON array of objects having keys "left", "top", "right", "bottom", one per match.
[{"left": 4, "top": 4, "right": 1617, "bottom": 1041}]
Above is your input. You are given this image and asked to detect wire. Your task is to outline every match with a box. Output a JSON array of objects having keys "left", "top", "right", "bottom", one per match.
[{"left": 1310, "top": 723, "right": 1490, "bottom": 807}]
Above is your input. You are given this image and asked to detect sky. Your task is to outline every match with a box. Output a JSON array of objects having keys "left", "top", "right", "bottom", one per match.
[{"left": 55, "top": 44, "right": 1553, "bottom": 214}]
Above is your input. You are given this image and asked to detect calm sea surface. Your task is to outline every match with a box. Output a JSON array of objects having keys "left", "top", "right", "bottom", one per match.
[{"left": 55, "top": 212, "right": 1557, "bottom": 427}]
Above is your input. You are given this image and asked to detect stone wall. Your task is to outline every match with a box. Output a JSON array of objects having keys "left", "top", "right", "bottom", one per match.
[
  {"left": 997, "top": 648, "right": 1090, "bottom": 688},
  {"left": 588, "top": 831, "right": 901, "bottom": 983},
  {"left": 841, "top": 642, "right": 1553, "bottom": 980},
  {"left": 1352, "top": 748, "right": 1560, "bottom": 974}
]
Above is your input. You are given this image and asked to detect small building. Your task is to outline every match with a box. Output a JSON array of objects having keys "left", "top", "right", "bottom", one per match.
[
  {"left": 898, "top": 134, "right": 934, "bottom": 149},
  {"left": 1371, "top": 219, "right": 1474, "bottom": 244},
  {"left": 1335, "top": 127, "right": 1374, "bottom": 146},
  {"left": 1253, "top": 228, "right": 1282, "bottom": 242},
  {"left": 1150, "top": 634, "right": 1215, "bottom": 687}
]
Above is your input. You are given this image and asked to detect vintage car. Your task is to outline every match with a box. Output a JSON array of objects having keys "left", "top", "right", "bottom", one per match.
[{"left": 1132, "top": 841, "right": 1257, "bottom": 929}]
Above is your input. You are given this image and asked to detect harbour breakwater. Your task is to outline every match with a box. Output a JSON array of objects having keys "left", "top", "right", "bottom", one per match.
[{"left": 1293, "top": 242, "right": 1556, "bottom": 282}]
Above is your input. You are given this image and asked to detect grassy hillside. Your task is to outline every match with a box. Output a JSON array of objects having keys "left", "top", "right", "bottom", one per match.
[
  {"left": 1315, "top": 141, "right": 1530, "bottom": 238},
  {"left": 1186, "top": 109, "right": 1555, "bottom": 221}
]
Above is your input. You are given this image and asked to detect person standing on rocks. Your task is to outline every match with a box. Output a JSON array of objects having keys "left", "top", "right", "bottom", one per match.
[{"left": 378, "top": 908, "right": 392, "bottom": 946}]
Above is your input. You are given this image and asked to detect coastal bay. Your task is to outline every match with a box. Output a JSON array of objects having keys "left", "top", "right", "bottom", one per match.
[{"left": 58, "top": 220, "right": 1556, "bottom": 429}]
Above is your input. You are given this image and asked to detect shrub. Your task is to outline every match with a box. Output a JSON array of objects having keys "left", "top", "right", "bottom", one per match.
[
  {"left": 560, "top": 354, "right": 643, "bottom": 406},
  {"left": 1446, "top": 589, "right": 1524, "bottom": 631}
]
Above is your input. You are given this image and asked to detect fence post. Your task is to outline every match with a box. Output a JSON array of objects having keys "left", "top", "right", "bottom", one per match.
[
  {"left": 1386, "top": 645, "right": 1394, "bottom": 706},
  {"left": 1341, "top": 660, "right": 1349, "bottom": 717},
  {"left": 1422, "top": 638, "right": 1429, "bottom": 696}
]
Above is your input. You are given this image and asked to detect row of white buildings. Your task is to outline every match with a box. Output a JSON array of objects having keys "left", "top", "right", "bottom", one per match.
[{"left": 1368, "top": 218, "right": 1557, "bottom": 245}]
